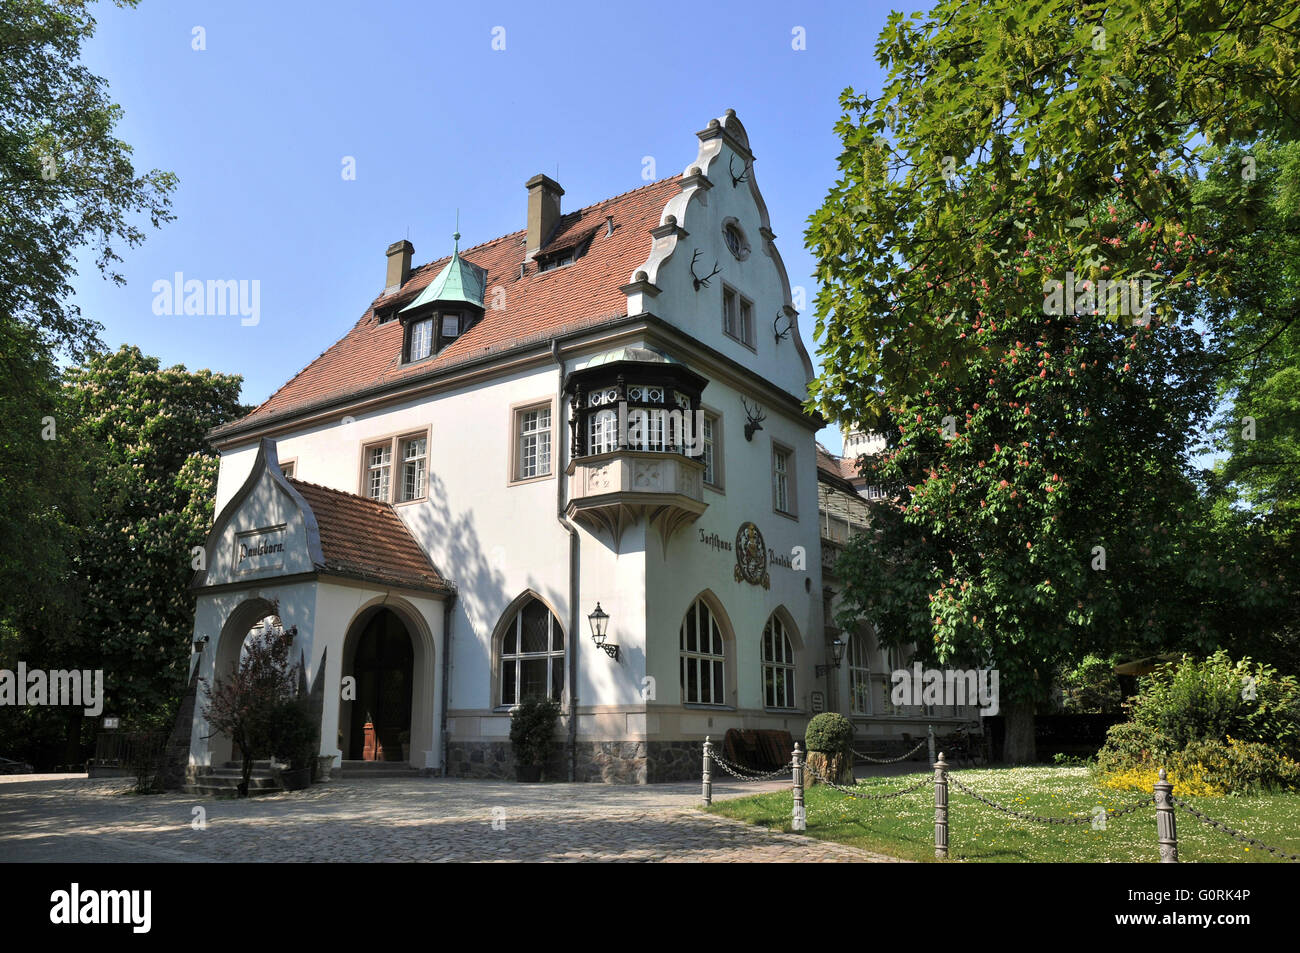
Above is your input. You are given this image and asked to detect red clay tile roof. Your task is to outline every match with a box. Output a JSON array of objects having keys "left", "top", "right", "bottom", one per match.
[
  {"left": 218, "top": 177, "right": 682, "bottom": 436},
  {"left": 289, "top": 478, "right": 449, "bottom": 593},
  {"left": 815, "top": 443, "right": 858, "bottom": 494}
]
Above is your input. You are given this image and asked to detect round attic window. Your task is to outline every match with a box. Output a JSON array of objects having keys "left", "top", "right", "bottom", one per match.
[{"left": 722, "top": 219, "right": 750, "bottom": 261}]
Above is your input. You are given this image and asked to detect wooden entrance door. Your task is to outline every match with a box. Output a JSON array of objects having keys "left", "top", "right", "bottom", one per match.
[{"left": 348, "top": 610, "right": 414, "bottom": 761}]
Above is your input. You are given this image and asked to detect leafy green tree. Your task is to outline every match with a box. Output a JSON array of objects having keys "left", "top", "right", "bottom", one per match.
[
  {"left": 808, "top": 0, "right": 1300, "bottom": 428},
  {"left": 0, "top": 1, "right": 177, "bottom": 766},
  {"left": 61, "top": 346, "right": 244, "bottom": 725},
  {"left": 831, "top": 175, "right": 1238, "bottom": 761},
  {"left": 0, "top": 0, "right": 176, "bottom": 359}
]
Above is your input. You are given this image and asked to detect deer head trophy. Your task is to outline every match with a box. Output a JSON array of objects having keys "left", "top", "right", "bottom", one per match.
[
  {"left": 741, "top": 397, "right": 767, "bottom": 441},
  {"left": 690, "top": 249, "right": 721, "bottom": 291}
]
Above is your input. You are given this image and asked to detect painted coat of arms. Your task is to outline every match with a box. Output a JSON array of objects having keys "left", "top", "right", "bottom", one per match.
[{"left": 734, "top": 521, "right": 770, "bottom": 589}]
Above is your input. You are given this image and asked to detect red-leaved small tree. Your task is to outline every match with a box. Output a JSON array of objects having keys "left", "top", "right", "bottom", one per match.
[{"left": 203, "top": 618, "right": 299, "bottom": 797}]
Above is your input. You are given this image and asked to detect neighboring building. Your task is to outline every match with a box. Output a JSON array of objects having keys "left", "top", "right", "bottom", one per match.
[
  {"left": 816, "top": 442, "right": 983, "bottom": 747},
  {"left": 185, "top": 110, "right": 840, "bottom": 784},
  {"left": 838, "top": 424, "right": 890, "bottom": 499}
]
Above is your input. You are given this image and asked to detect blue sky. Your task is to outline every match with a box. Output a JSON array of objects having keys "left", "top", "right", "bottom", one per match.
[{"left": 71, "top": 0, "right": 919, "bottom": 453}]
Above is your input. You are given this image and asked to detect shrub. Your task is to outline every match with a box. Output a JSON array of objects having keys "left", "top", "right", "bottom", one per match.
[
  {"left": 509, "top": 697, "right": 561, "bottom": 768},
  {"left": 1099, "top": 762, "right": 1225, "bottom": 798},
  {"left": 805, "top": 713, "right": 853, "bottom": 754},
  {"left": 1095, "top": 651, "right": 1300, "bottom": 794},
  {"left": 1130, "top": 651, "right": 1300, "bottom": 756},
  {"left": 1099, "top": 738, "right": 1300, "bottom": 797},
  {"left": 1095, "top": 721, "right": 1176, "bottom": 775}
]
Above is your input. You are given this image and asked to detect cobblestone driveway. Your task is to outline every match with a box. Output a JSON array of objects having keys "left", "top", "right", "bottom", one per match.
[{"left": 0, "top": 775, "right": 902, "bottom": 863}]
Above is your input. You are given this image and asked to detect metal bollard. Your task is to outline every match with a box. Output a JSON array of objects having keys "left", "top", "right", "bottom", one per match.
[
  {"left": 934, "top": 752, "right": 949, "bottom": 859},
  {"left": 792, "top": 742, "right": 806, "bottom": 831},
  {"left": 1154, "top": 767, "right": 1178, "bottom": 863},
  {"left": 702, "top": 735, "right": 713, "bottom": 806}
]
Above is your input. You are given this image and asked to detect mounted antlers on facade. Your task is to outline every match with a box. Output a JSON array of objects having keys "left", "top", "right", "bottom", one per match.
[
  {"left": 773, "top": 311, "right": 793, "bottom": 342},
  {"left": 690, "top": 249, "right": 721, "bottom": 290},
  {"left": 728, "top": 155, "right": 750, "bottom": 187},
  {"left": 741, "top": 397, "right": 767, "bottom": 441}
]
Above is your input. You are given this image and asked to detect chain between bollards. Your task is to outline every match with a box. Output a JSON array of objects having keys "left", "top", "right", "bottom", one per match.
[
  {"left": 934, "top": 751, "right": 949, "bottom": 859},
  {"left": 701, "top": 736, "right": 713, "bottom": 806},
  {"left": 792, "top": 742, "right": 806, "bottom": 831},
  {"left": 1154, "top": 766, "right": 1178, "bottom": 863}
]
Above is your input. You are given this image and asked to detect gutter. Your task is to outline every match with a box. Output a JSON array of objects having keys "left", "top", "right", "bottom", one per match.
[{"left": 552, "top": 339, "right": 580, "bottom": 783}]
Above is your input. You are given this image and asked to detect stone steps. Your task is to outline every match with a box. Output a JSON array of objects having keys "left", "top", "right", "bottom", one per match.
[
  {"left": 339, "top": 760, "right": 422, "bottom": 778},
  {"left": 186, "top": 769, "right": 280, "bottom": 798}
]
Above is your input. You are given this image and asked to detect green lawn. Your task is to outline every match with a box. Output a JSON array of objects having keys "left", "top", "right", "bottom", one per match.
[{"left": 706, "top": 766, "right": 1300, "bottom": 863}]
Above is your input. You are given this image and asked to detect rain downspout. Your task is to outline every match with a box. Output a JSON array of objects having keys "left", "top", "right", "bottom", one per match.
[
  {"left": 552, "top": 339, "right": 580, "bottom": 782},
  {"left": 440, "top": 590, "right": 456, "bottom": 776}
]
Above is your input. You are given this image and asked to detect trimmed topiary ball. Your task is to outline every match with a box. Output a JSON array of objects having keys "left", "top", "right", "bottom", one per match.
[{"left": 805, "top": 712, "right": 853, "bottom": 754}]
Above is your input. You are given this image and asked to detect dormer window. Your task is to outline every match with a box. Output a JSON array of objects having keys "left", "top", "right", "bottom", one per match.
[
  {"left": 408, "top": 318, "right": 433, "bottom": 362},
  {"left": 537, "top": 232, "right": 594, "bottom": 272},
  {"left": 439, "top": 310, "right": 475, "bottom": 348},
  {"left": 397, "top": 231, "right": 487, "bottom": 363}
]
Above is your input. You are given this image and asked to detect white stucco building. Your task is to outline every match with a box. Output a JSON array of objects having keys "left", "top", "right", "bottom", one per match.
[{"left": 185, "top": 110, "right": 945, "bottom": 785}]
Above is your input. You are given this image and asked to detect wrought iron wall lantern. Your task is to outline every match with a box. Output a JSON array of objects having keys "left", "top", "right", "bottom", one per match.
[
  {"left": 815, "top": 638, "right": 845, "bottom": 677},
  {"left": 588, "top": 603, "right": 620, "bottom": 660}
]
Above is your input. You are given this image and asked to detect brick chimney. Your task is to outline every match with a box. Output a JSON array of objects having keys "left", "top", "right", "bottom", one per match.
[
  {"left": 525, "top": 174, "right": 564, "bottom": 260},
  {"left": 385, "top": 239, "right": 413, "bottom": 292}
]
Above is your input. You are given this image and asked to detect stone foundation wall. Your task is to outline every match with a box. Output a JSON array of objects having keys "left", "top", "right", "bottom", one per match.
[
  {"left": 444, "top": 740, "right": 676, "bottom": 784},
  {"left": 646, "top": 741, "right": 704, "bottom": 783}
]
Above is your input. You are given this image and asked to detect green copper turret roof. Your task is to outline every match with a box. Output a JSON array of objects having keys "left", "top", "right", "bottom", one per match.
[{"left": 400, "top": 231, "right": 487, "bottom": 314}]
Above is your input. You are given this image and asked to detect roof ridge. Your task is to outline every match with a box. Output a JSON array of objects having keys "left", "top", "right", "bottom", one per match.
[{"left": 400, "top": 176, "right": 678, "bottom": 281}]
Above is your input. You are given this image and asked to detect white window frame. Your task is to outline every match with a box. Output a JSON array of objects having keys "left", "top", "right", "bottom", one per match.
[
  {"left": 772, "top": 443, "right": 795, "bottom": 516},
  {"left": 680, "top": 598, "right": 726, "bottom": 706},
  {"left": 721, "top": 284, "right": 757, "bottom": 351},
  {"left": 407, "top": 318, "right": 433, "bottom": 363},
  {"left": 511, "top": 401, "right": 554, "bottom": 483},
  {"left": 498, "top": 599, "right": 565, "bottom": 707},
  {"left": 365, "top": 443, "right": 392, "bottom": 501},
  {"left": 700, "top": 409, "right": 723, "bottom": 490},
  {"left": 588, "top": 408, "right": 618, "bottom": 455},
  {"left": 762, "top": 614, "right": 797, "bottom": 710},
  {"left": 399, "top": 435, "right": 427, "bottom": 502},
  {"left": 359, "top": 428, "right": 431, "bottom": 503}
]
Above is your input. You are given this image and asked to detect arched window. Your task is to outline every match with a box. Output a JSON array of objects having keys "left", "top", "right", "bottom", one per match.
[
  {"left": 680, "top": 598, "right": 725, "bottom": 704},
  {"left": 848, "top": 633, "right": 872, "bottom": 715},
  {"left": 762, "top": 614, "right": 796, "bottom": 709},
  {"left": 499, "top": 597, "right": 564, "bottom": 706}
]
